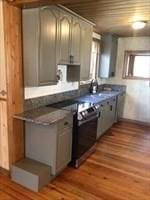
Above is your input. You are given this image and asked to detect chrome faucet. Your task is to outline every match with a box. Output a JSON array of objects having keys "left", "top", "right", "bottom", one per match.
[{"left": 89, "top": 79, "right": 98, "bottom": 94}]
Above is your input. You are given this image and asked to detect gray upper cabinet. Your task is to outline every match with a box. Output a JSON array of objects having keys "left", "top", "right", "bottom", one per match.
[
  {"left": 23, "top": 6, "right": 93, "bottom": 87},
  {"left": 99, "top": 34, "right": 118, "bottom": 78},
  {"left": 39, "top": 8, "right": 59, "bottom": 86},
  {"left": 80, "top": 22, "right": 93, "bottom": 81},
  {"left": 23, "top": 6, "right": 59, "bottom": 87},
  {"left": 58, "top": 11, "right": 72, "bottom": 64},
  {"left": 71, "top": 17, "right": 82, "bottom": 64},
  {"left": 58, "top": 12, "right": 82, "bottom": 65}
]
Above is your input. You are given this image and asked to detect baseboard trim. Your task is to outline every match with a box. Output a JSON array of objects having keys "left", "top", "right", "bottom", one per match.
[{"left": 119, "top": 118, "right": 150, "bottom": 127}]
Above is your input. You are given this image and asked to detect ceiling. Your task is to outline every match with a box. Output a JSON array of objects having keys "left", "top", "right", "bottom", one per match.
[{"left": 63, "top": 0, "right": 150, "bottom": 37}]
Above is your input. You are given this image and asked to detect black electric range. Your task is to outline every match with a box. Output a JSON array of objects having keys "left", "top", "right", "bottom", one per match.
[{"left": 47, "top": 99, "right": 99, "bottom": 168}]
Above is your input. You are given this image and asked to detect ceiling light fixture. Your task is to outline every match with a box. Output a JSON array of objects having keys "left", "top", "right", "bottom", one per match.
[{"left": 132, "top": 21, "right": 146, "bottom": 30}]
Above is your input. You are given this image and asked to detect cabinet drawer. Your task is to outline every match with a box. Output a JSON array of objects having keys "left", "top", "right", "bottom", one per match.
[{"left": 58, "top": 115, "right": 73, "bottom": 131}]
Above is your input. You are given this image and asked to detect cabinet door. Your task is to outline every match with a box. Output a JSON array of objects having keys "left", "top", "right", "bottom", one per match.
[
  {"left": 39, "top": 7, "right": 59, "bottom": 86},
  {"left": 99, "top": 35, "right": 111, "bottom": 78},
  {"left": 56, "top": 128, "right": 72, "bottom": 173},
  {"left": 0, "top": 5, "right": 7, "bottom": 99},
  {"left": 110, "top": 97, "right": 117, "bottom": 124},
  {"left": 0, "top": 100, "right": 9, "bottom": 169},
  {"left": 97, "top": 102, "right": 108, "bottom": 138},
  {"left": 99, "top": 34, "right": 118, "bottom": 78},
  {"left": 109, "top": 36, "right": 118, "bottom": 77},
  {"left": 71, "top": 17, "right": 81, "bottom": 64},
  {"left": 80, "top": 22, "right": 93, "bottom": 81},
  {"left": 117, "top": 93, "right": 125, "bottom": 120},
  {"left": 58, "top": 11, "right": 72, "bottom": 64},
  {"left": 105, "top": 100, "right": 114, "bottom": 129},
  {"left": 97, "top": 106, "right": 106, "bottom": 139}
]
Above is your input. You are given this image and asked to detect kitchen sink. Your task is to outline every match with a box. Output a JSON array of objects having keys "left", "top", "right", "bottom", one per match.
[{"left": 77, "top": 91, "right": 118, "bottom": 104}]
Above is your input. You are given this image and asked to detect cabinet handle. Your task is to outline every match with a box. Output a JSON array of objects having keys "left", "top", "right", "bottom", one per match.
[
  {"left": 98, "top": 111, "right": 101, "bottom": 118},
  {"left": 64, "top": 121, "right": 69, "bottom": 126},
  {"left": 70, "top": 55, "right": 74, "bottom": 64},
  {"left": 0, "top": 90, "right": 7, "bottom": 96},
  {"left": 110, "top": 105, "right": 113, "bottom": 111}
]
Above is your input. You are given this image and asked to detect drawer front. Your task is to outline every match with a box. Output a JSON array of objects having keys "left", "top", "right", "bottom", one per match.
[{"left": 58, "top": 115, "right": 73, "bottom": 132}]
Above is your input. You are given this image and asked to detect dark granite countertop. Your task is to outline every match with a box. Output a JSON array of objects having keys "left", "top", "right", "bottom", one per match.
[
  {"left": 77, "top": 90, "right": 124, "bottom": 104},
  {"left": 16, "top": 87, "right": 126, "bottom": 126},
  {"left": 14, "top": 106, "right": 72, "bottom": 126},
  {"left": 24, "top": 84, "right": 126, "bottom": 111}
]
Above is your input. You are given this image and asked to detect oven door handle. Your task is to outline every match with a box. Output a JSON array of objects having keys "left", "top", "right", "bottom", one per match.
[{"left": 78, "top": 115, "right": 98, "bottom": 126}]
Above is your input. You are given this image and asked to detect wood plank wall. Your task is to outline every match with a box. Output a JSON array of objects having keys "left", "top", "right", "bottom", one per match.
[
  {"left": 0, "top": 0, "right": 9, "bottom": 170},
  {"left": 0, "top": 101, "right": 9, "bottom": 169},
  {"left": 1, "top": 1, "right": 24, "bottom": 168},
  {"left": 6, "top": 0, "right": 87, "bottom": 7}
]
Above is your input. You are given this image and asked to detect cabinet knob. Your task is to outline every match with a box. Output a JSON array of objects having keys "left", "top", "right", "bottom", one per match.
[{"left": 0, "top": 90, "right": 7, "bottom": 96}]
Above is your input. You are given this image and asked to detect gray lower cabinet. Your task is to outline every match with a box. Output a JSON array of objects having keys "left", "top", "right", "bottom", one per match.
[
  {"left": 107, "top": 97, "right": 117, "bottom": 127},
  {"left": 80, "top": 21, "right": 93, "bottom": 81},
  {"left": 97, "top": 97, "right": 117, "bottom": 139},
  {"left": 23, "top": 6, "right": 59, "bottom": 87},
  {"left": 25, "top": 115, "right": 73, "bottom": 176},
  {"left": 97, "top": 102, "right": 108, "bottom": 139},
  {"left": 116, "top": 93, "right": 125, "bottom": 120},
  {"left": 56, "top": 128, "right": 72, "bottom": 173}
]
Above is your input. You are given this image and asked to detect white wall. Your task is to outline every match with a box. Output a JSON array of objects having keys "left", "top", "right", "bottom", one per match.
[
  {"left": 100, "top": 37, "right": 150, "bottom": 123},
  {"left": 25, "top": 65, "right": 79, "bottom": 99}
]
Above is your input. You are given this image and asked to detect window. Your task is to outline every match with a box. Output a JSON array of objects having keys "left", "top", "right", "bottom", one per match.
[
  {"left": 123, "top": 51, "right": 150, "bottom": 80},
  {"left": 90, "top": 39, "right": 100, "bottom": 79}
]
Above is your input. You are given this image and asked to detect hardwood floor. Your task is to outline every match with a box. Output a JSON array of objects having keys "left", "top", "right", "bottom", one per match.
[{"left": 0, "top": 121, "right": 150, "bottom": 200}]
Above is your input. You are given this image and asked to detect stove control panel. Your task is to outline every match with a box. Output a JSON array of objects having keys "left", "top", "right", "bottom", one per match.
[{"left": 78, "top": 104, "right": 99, "bottom": 120}]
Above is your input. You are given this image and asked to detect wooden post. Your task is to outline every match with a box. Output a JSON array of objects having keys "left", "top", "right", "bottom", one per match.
[{"left": 3, "top": 1, "right": 24, "bottom": 167}]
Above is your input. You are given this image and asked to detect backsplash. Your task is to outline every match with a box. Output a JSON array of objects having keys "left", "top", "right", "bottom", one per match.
[
  {"left": 24, "top": 84, "right": 126, "bottom": 111},
  {"left": 24, "top": 83, "right": 91, "bottom": 111}
]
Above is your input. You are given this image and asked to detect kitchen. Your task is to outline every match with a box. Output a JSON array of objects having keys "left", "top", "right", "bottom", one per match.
[{"left": 0, "top": 0, "right": 150, "bottom": 199}]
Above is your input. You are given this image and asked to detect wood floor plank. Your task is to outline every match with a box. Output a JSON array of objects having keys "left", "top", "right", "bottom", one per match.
[{"left": 0, "top": 121, "right": 150, "bottom": 200}]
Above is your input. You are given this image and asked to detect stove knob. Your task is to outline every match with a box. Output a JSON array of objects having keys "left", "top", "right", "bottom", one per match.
[
  {"left": 82, "top": 111, "right": 85, "bottom": 116},
  {"left": 95, "top": 104, "right": 100, "bottom": 109},
  {"left": 84, "top": 111, "right": 88, "bottom": 115},
  {"left": 78, "top": 113, "right": 83, "bottom": 120}
]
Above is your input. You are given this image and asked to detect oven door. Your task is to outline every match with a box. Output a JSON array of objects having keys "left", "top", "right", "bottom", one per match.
[{"left": 76, "top": 115, "right": 98, "bottom": 158}]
